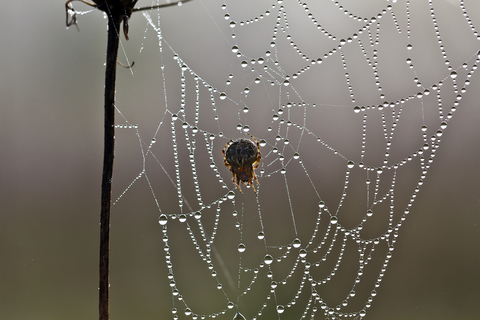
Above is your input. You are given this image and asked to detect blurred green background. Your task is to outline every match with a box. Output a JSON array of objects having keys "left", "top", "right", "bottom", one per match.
[{"left": 1, "top": 1, "right": 480, "bottom": 319}]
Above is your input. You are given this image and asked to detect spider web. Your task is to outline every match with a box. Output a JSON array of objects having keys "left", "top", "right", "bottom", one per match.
[{"left": 93, "top": 0, "right": 480, "bottom": 319}]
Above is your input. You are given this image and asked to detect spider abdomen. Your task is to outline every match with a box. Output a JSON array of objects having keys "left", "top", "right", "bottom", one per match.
[
  {"left": 222, "top": 135, "right": 261, "bottom": 194},
  {"left": 225, "top": 139, "right": 258, "bottom": 168}
]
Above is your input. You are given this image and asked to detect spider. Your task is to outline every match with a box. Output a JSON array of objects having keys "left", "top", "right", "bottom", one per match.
[{"left": 222, "top": 133, "right": 261, "bottom": 194}]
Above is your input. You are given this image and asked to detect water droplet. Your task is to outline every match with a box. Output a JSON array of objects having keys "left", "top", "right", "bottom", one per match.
[
  {"left": 230, "top": 21, "right": 236, "bottom": 28},
  {"left": 151, "top": 138, "right": 156, "bottom": 144},
  {"left": 172, "top": 114, "right": 178, "bottom": 121},
  {"left": 182, "top": 122, "right": 188, "bottom": 129},
  {"left": 330, "top": 216, "right": 338, "bottom": 224},
  {"left": 450, "top": 71, "right": 457, "bottom": 79},
  {"left": 367, "top": 209, "right": 373, "bottom": 217},
  {"left": 318, "top": 201, "right": 325, "bottom": 209},
  {"left": 238, "top": 243, "right": 246, "bottom": 253},
  {"left": 293, "top": 152, "right": 300, "bottom": 159},
  {"left": 159, "top": 214, "right": 168, "bottom": 225},
  {"left": 179, "top": 214, "right": 187, "bottom": 223},
  {"left": 347, "top": 160, "right": 355, "bottom": 169},
  {"left": 264, "top": 254, "right": 274, "bottom": 265},
  {"left": 257, "top": 231, "right": 265, "bottom": 240},
  {"left": 227, "top": 191, "right": 235, "bottom": 199},
  {"left": 299, "top": 249, "right": 307, "bottom": 258},
  {"left": 243, "top": 106, "right": 249, "bottom": 113},
  {"left": 241, "top": 61, "right": 248, "bottom": 67},
  {"left": 185, "top": 308, "right": 192, "bottom": 316},
  {"left": 194, "top": 212, "right": 202, "bottom": 219},
  {"left": 259, "top": 139, "right": 267, "bottom": 147},
  {"left": 227, "top": 302, "right": 235, "bottom": 309},
  {"left": 219, "top": 92, "right": 227, "bottom": 100},
  {"left": 292, "top": 238, "right": 301, "bottom": 248},
  {"left": 280, "top": 168, "right": 286, "bottom": 174},
  {"left": 283, "top": 80, "right": 290, "bottom": 86},
  {"left": 276, "top": 305, "right": 284, "bottom": 314}
]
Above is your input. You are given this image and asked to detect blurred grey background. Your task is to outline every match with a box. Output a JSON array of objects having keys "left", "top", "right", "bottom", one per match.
[{"left": 1, "top": 1, "right": 480, "bottom": 319}]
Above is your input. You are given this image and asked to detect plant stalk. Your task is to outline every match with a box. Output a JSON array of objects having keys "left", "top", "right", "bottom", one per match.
[
  {"left": 100, "top": 13, "right": 122, "bottom": 320},
  {"left": 65, "top": 1, "right": 194, "bottom": 319}
]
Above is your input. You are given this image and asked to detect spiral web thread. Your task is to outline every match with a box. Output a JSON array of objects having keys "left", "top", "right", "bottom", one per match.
[{"left": 110, "top": 1, "right": 480, "bottom": 319}]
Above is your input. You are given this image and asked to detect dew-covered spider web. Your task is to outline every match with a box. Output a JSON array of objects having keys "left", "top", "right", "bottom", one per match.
[{"left": 77, "top": 0, "right": 480, "bottom": 319}]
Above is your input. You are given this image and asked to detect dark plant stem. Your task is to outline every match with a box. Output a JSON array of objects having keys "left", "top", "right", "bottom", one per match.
[
  {"left": 100, "top": 13, "right": 122, "bottom": 320},
  {"left": 65, "top": 1, "right": 194, "bottom": 319}
]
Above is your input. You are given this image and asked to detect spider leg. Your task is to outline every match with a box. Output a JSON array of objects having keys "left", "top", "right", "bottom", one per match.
[
  {"left": 233, "top": 172, "right": 243, "bottom": 194},
  {"left": 223, "top": 140, "right": 233, "bottom": 167},
  {"left": 252, "top": 159, "right": 261, "bottom": 170},
  {"left": 250, "top": 170, "right": 258, "bottom": 195},
  {"left": 248, "top": 133, "right": 260, "bottom": 148},
  {"left": 248, "top": 133, "right": 262, "bottom": 169},
  {"left": 252, "top": 169, "right": 259, "bottom": 185},
  {"left": 250, "top": 183, "right": 257, "bottom": 195}
]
